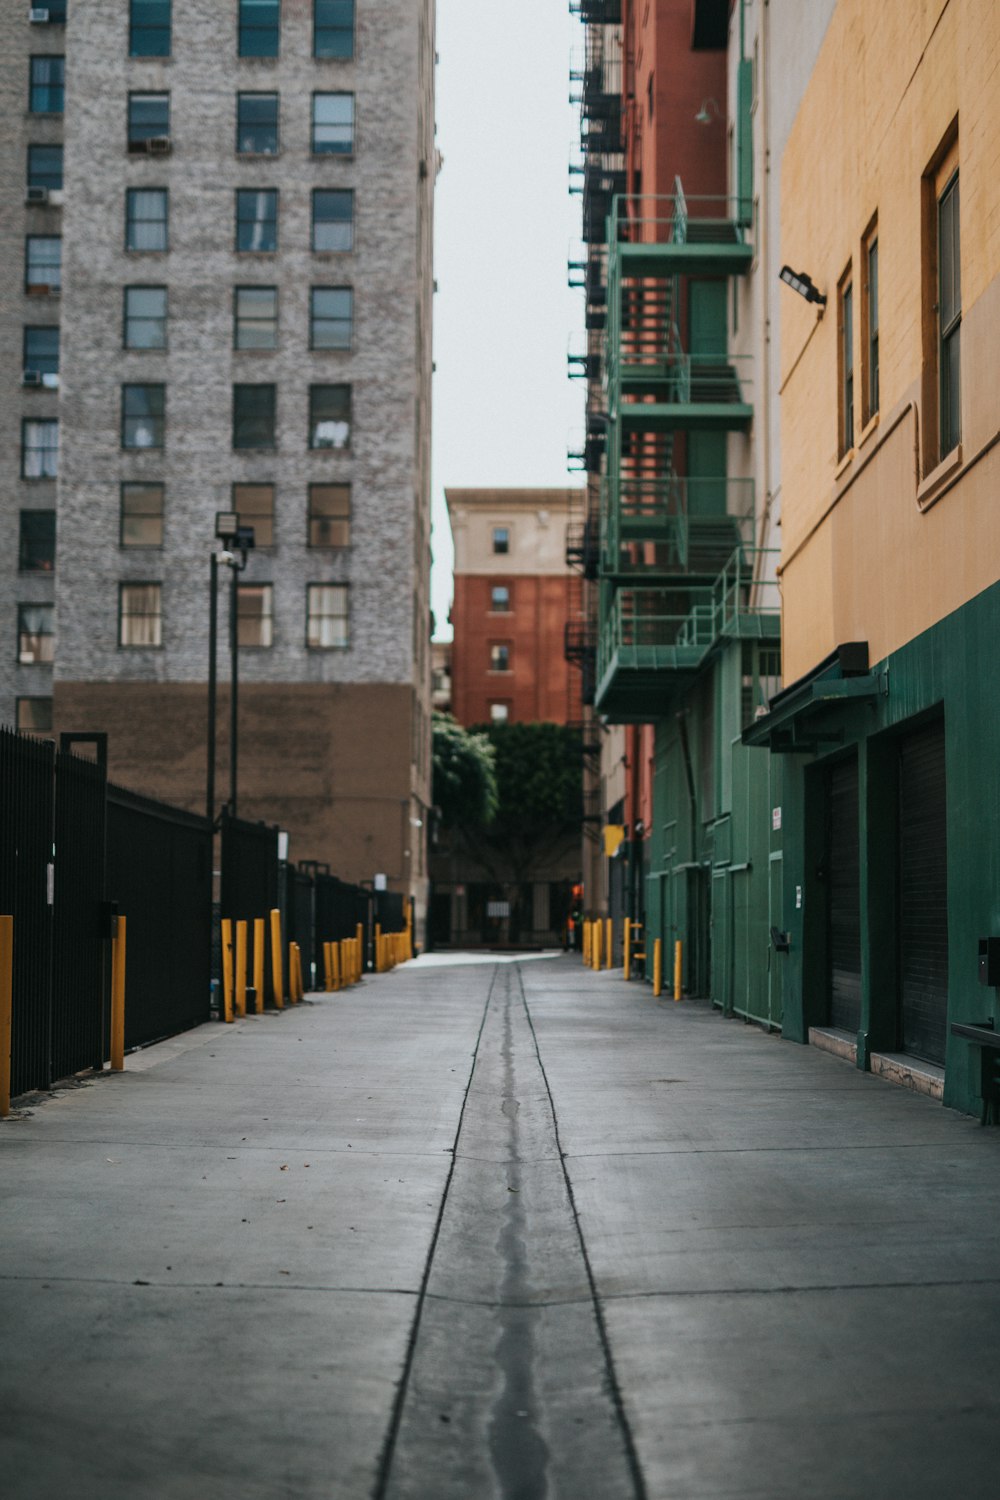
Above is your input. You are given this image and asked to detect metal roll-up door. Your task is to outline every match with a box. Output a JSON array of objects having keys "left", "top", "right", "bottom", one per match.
[
  {"left": 828, "top": 758, "right": 862, "bottom": 1034},
  {"left": 899, "top": 721, "right": 949, "bottom": 1063}
]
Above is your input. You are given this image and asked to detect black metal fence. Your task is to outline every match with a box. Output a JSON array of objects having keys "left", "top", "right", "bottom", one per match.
[{"left": 0, "top": 729, "right": 55, "bottom": 1097}]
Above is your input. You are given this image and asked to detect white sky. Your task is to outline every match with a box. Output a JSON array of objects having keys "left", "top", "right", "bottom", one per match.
[{"left": 429, "top": 0, "right": 585, "bottom": 640}]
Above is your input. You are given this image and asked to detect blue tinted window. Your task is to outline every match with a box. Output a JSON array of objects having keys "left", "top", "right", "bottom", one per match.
[
  {"left": 239, "top": 0, "right": 280, "bottom": 57},
  {"left": 314, "top": 0, "right": 354, "bottom": 58},
  {"left": 29, "top": 56, "right": 64, "bottom": 113},
  {"left": 130, "top": 0, "right": 171, "bottom": 56}
]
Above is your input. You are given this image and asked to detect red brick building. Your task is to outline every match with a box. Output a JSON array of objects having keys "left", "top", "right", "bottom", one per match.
[{"left": 446, "top": 488, "right": 584, "bottom": 727}]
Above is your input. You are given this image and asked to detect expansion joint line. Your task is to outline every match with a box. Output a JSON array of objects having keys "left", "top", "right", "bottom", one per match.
[
  {"left": 370, "top": 967, "right": 496, "bottom": 1500},
  {"left": 515, "top": 964, "right": 650, "bottom": 1500}
]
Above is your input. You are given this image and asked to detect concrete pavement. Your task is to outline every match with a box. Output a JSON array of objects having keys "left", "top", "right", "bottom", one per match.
[{"left": 2, "top": 953, "right": 999, "bottom": 1498}]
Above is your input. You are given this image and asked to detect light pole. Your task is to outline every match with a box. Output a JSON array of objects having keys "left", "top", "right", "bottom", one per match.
[{"left": 207, "top": 511, "right": 255, "bottom": 827}]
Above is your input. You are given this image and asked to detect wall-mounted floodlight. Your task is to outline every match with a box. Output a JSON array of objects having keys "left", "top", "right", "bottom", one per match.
[
  {"left": 695, "top": 98, "right": 723, "bottom": 125},
  {"left": 779, "top": 265, "right": 827, "bottom": 306},
  {"left": 215, "top": 510, "right": 239, "bottom": 543}
]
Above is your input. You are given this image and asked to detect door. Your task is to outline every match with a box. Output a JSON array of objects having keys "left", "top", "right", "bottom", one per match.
[
  {"left": 827, "top": 758, "right": 861, "bottom": 1034},
  {"left": 898, "top": 721, "right": 948, "bottom": 1063}
]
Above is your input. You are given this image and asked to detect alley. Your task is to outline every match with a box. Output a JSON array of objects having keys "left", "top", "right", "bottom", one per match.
[{"left": 2, "top": 955, "right": 999, "bottom": 1499}]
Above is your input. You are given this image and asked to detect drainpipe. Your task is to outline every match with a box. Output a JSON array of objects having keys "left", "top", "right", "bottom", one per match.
[{"left": 676, "top": 710, "right": 697, "bottom": 860}]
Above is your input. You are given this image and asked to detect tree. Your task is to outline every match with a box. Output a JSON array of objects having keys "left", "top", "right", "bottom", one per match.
[{"left": 431, "top": 712, "right": 498, "bottom": 828}]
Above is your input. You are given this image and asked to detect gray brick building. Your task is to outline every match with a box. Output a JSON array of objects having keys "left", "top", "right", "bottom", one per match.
[{"left": 0, "top": 1, "right": 436, "bottom": 918}]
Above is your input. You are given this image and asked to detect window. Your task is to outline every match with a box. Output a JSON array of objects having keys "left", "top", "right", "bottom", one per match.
[
  {"left": 492, "top": 527, "right": 509, "bottom": 554},
  {"left": 25, "top": 236, "right": 61, "bottom": 291},
  {"left": 24, "top": 326, "right": 60, "bottom": 386},
  {"left": 314, "top": 0, "right": 354, "bottom": 58},
  {"left": 939, "top": 171, "right": 961, "bottom": 456},
  {"left": 864, "top": 233, "right": 879, "bottom": 425},
  {"left": 119, "top": 584, "right": 162, "bottom": 648},
  {"left": 239, "top": 0, "right": 280, "bottom": 57},
  {"left": 490, "top": 703, "right": 509, "bottom": 724},
  {"left": 312, "top": 93, "right": 354, "bottom": 154},
  {"left": 121, "top": 483, "right": 164, "bottom": 547},
  {"left": 308, "top": 483, "right": 350, "bottom": 546},
  {"left": 236, "top": 189, "right": 278, "bottom": 252},
  {"left": 124, "top": 286, "right": 168, "bottom": 349},
  {"left": 237, "top": 584, "right": 273, "bottom": 647},
  {"left": 22, "top": 420, "right": 58, "bottom": 479},
  {"left": 490, "top": 643, "right": 510, "bottom": 673},
  {"left": 233, "top": 384, "right": 276, "bottom": 448},
  {"left": 490, "top": 585, "right": 510, "bottom": 612},
  {"left": 312, "top": 189, "right": 353, "bottom": 252},
  {"left": 306, "top": 584, "right": 349, "bottom": 648},
  {"left": 126, "top": 189, "right": 168, "bottom": 251},
  {"left": 237, "top": 93, "right": 279, "bottom": 154},
  {"left": 128, "top": 93, "right": 170, "bottom": 151},
  {"left": 29, "top": 57, "right": 64, "bottom": 114},
  {"left": 130, "top": 0, "right": 171, "bottom": 57},
  {"left": 233, "top": 483, "right": 274, "bottom": 547},
  {"left": 234, "top": 286, "right": 278, "bottom": 349},
  {"left": 310, "top": 287, "right": 352, "bottom": 349},
  {"left": 37, "top": 0, "right": 66, "bottom": 17},
  {"left": 19, "top": 511, "right": 55, "bottom": 572},
  {"left": 27, "top": 144, "right": 63, "bottom": 192},
  {"left": 17, "top": 604, "right": 54, "bottom": 665},
  {"left": 16, "top": 698, "right": 53, "bottom": 735},
  {"left": 122, "top": 384, "right": 165, "bottom": 449},
  {"left": 838, "top": 272, "right": 854, "bottom": 456},
  {"left": 309, "top": 385, "right": 350, "bottom": 448}
]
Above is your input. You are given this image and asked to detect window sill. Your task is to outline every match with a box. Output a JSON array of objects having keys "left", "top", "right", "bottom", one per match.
[
  {"left": 311, "top": 150, "right": 356, "bottom": 162},
  {"left": 237, "top": 151, "right": 282, "bottom": 160},
  {"left": 917, "top": 445, "right": 962, "bottom": 512},
  {"left": 834, "top": 447, "right": 855, "bottom": 482},
  {"left": 858, "top": 411, "right": 880, "bottom": 450}
]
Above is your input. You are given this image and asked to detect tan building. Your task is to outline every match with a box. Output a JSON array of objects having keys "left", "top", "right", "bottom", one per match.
[{"left": 747, "top": 0, "right": 1000, "bottom": 1118}]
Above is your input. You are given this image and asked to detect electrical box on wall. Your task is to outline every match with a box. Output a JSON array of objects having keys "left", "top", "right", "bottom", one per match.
[{"left": 978, "top": 938, "right": 1000, "bottom": 987}]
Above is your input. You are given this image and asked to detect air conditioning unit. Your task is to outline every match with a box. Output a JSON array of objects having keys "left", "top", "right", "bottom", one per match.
[
  {"left": 148, "top": 136, "right": 172, "bottom": 154},
  {"left": 23, "top": 370, "right": 43, "bottom": 387},
  {"left": 26, "top": 186, "right": 49, "bottom": 205},
  {"left": 29, "top": 8, "right": 51, "bottom": 22},
  {"left": 48, "top": 189, "right": 63, "bottom": 207}
]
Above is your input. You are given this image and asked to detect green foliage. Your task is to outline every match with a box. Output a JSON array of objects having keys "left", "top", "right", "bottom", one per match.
[
  {"left": 431, "top": 713, "right": 498, "bottom": 828},
  {"left": 484, "top": 722, "right": 583, "bottom": 829}
]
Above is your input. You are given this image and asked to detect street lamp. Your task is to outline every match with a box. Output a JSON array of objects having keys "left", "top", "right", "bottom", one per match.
[
  {"left": 207, "top": 511, "right": 255, "bottom": 826},
  {"left": 779, "top": 265, "right": 828, "bottom": 307}
]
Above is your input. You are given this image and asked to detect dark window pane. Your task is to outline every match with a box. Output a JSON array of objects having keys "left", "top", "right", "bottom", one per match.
[
  {"left": 120, "top": 584, "right": 163, "bottom": 648},
  {"left": 314, "top": 0, "right": 354, "bottom": 58},
  {"left": 308, "top": 483, "right": 350, "bottom": 547},
  {"left": 40, "top": 0, "right": 66, "bottom": 17},
  {"left": 491, "top": 586, "right": 509, "bottom": 611},
  {"left": 493, "top": 528, "right": 509, "bottom": 554},
  {"left": 312, "top": 93, "right": 354, "bottom": 153},
  {"left": 309, "top": 384, "right": 351, "bottom": 448},
  {"left": 237, "top": 584, "right": 273, "bottom": 647},
  {"left": 126, "top": 189, "right": 168, "bottom": 251},
  {"left": 24, "top": 326, "right": 60, "bottom": 383},
  {"left": 233, "top": 384, "right": 276, "bottom": 448},
  {"left": 868, "top": 240, "right": 879, "bottom": 418},
  {"left": 121, "top": 483, "right": 165, "bottom": 547},
  {"left": 30, "top": 57, "right": 64, "bottom": 114},
  {"left": 130, "top": 0, "right": 172, "bottom": 57},
  {"left": 28, "top": 144, "right": 63, "bottom": 191},
  {"left": 239, "top": 0, "right": 280, "bottom": 57},
  {"left": 128, "top": 93, "right": 170, "bottom": 148},
  {"left": 19, "top": 510, "right": 56, "bottom": 572},
  {"left": 122, "top": 384, "right": 166, "bottom": 448},
  {"left": 237, "top": 94, "right": 279, "bottom": 154},
  {"left": 25, "top": 235, "right": 61, "bottom": 289},
  {"left": 236, "top": 189, "right": 278, "bottom": 252},
  {"left": 311, "top": 287, "right": 352, "bottom": 349},
  {"left": 124, "top": 286, "right": 168, "bottom": 349},
  {"left": 312, "top": 189, "right": 353, "bottom": 252}
]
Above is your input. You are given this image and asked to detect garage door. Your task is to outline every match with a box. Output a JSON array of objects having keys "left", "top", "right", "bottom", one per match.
[
  {"left": 899, "top": 721, "right": 948, "bottom": 1064},
  {"left": 828, "top": 758, "right": 862, "bottom": 1035}
]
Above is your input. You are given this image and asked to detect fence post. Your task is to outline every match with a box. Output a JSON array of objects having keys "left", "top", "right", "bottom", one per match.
[
  {"left": 253, "top": 919, "right": 265, "bottom": 1013},
  {"left": 110, "top": 915, "right": 127, "bottom": 1070},
  {"left": 0, "top": 916, "right": 13, "bottom": 1118},
  {"left": 270, "top": 908, "right": 284, "bottom": 1009},
  {"left": 221, "top": 918, "right": 234, "bottom": 1023},
  {"left": 624, "top": 919, "right": 631, "bottom": 981},
  {"left": 653, "top": 938, "right": 663, "bottom": 998},
  {"left": 235, "top": 921, "right": 247, "bottom": 1018},
  {"left": 674, "top": 940, "right": 683, "bottom": 1002}
]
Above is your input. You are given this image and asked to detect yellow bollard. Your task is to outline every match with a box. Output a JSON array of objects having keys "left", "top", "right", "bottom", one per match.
[
  {"left": 356, "top": 923, "right": 364, "bottom": 975},
  {"left": 1, "top": 915, "right": 13, "bottom": 1117},
  {"left": 235, "top": 921, "right": 247, "bottom": 1018},
  {"left": 221, "top": 918, "right": 234, "bottom": 1023},
  {"left": 674, "top": 940, "right": 683, "bottom": 1002},
  {"left": 270, "top": 908, "right": 284, "bottom": 1009},
  {"left": 624, "top": 919, "right": 631, "bottom": 981},
  {"left": 111, "top": 915, "right": 127, "bottom": 1069},
  {"left": 374, "top": 923, "right": 382, "bottom": 973},
  {"left": 254, "top": 918, "right": 265, "bottom": 1013},
  {"left": 332, "top": 941, "right": 341, "bottom": 991},
  {"left": 653, "top": 937, "right": 663, "bottom": 998},
  {"left": 583, "top": 919, "right": 591, "bottom": 967},
  {"left": 606, "top": 918, "right": 613, "bottom": 970},
  {"left": 593, "top": 918, "right": 602, "bottom": 971}
]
